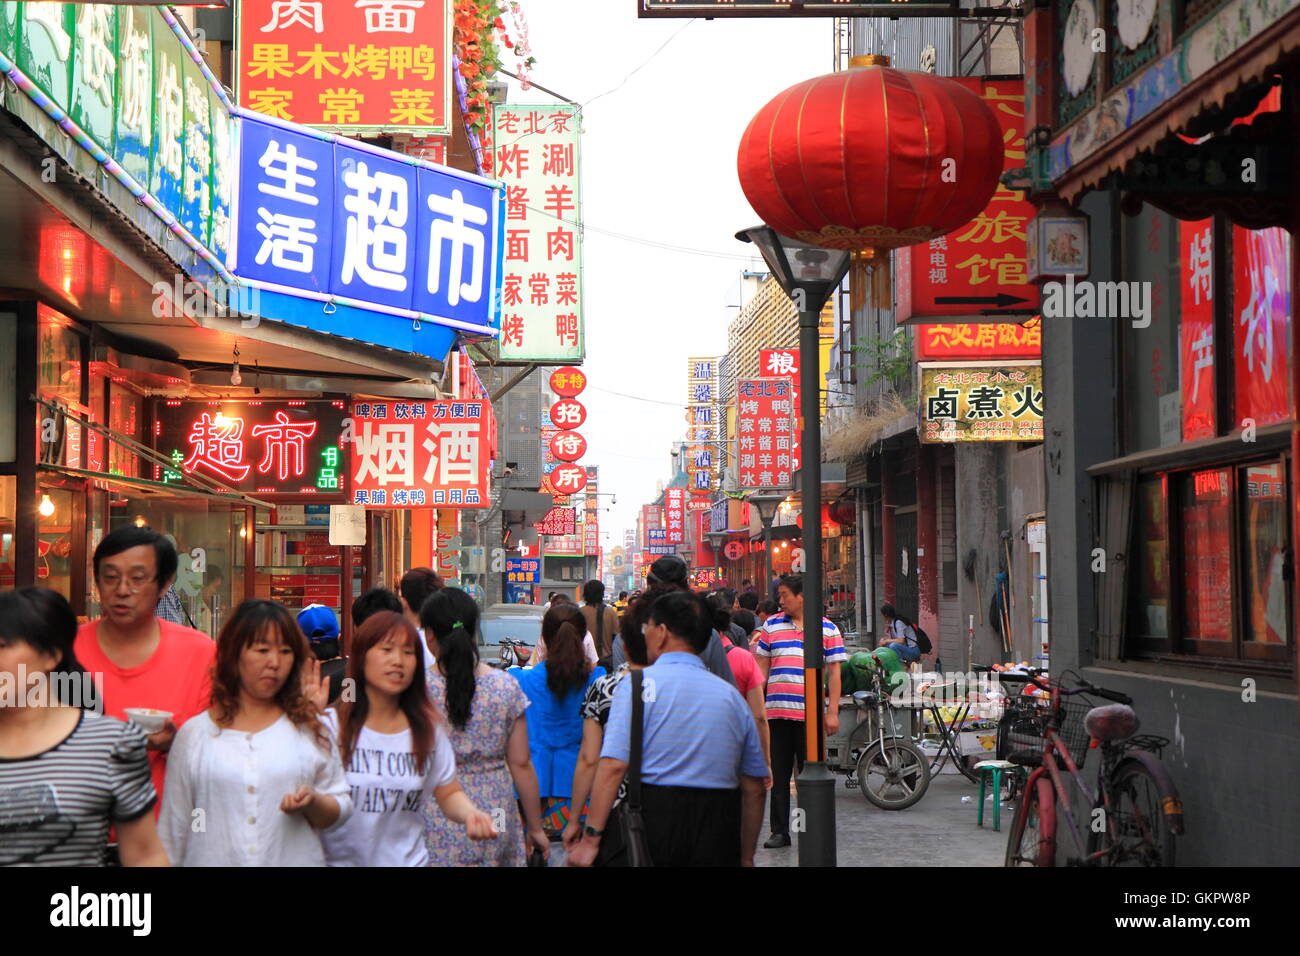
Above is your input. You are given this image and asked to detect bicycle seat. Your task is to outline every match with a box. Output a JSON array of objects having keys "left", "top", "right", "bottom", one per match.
[
  {"left": 1084, "top": 703, "right": 1140, "bottom": 742},
  {"left": 853, "top": 690, "right": 877, "bottom": 705}
]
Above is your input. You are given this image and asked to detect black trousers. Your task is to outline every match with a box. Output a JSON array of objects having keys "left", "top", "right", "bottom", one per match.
[
  {"left": 769, "top": 719, "right": 806, "bottom": 836},
  {"left": 598, "top": 785, "right": 742, "bottom": 867}
]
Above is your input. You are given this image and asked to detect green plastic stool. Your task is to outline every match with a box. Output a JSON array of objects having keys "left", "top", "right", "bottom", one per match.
[{"left": 973, "top": 759, "right": 1020, "bottom": 832}]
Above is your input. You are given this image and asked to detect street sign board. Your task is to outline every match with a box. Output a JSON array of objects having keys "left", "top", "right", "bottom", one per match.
[{"left": 639, "top": 1, "right": 959, "bottom": 16}]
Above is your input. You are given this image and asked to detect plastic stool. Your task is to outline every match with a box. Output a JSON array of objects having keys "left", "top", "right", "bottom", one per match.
[{"left": 973, "top": 760, "right": 1019, "bottom": 832}]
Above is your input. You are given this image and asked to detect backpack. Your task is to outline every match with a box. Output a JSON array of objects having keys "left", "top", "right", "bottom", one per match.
[{"left": 900, "top": 616, "right": 933, "bottom": 655}]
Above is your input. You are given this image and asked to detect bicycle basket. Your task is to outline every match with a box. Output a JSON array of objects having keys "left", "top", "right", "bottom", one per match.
[{"left": 996, "top": 693, "right": 1093, "bottom": 767}]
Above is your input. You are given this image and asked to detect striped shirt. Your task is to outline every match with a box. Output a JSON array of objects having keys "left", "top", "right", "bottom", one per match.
[
  {"left": 601, "top": 653, "right": 767, "bottom": 789},
  {"left": 0, "top": 710, "right": 155, "bottom": 866},
  {"left": 754, "top": 614, "right": 848, "bottom": 721}
]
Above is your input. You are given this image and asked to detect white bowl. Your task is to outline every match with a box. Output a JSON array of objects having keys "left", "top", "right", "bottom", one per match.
[{"left": 124, "top": 708, "right": 173, "bottom": 734}]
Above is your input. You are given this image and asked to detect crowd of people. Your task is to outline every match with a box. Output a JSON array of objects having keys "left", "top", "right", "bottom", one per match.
[{"left": 0, "top": 525, "right": 910, "bottom": 868}]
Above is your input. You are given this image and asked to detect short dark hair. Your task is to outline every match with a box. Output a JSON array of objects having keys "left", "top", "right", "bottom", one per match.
[
  {"left": 738, "top": 591, "right": 759, "bottom": 611},
  {"left": 582, "top": 579, "right": 604, "bottom": 605},
  {"left": 94, "top": 526, "right": 178, "bottom": 586},
  {"left": 880, "top": 603, "right": 898, "bottom": 620},
  {"left": 719, "top": 587, "right": 737, "bottom": 606},
  {"left": 618, "top": 591, "right": 628, "bottom": 600},
  {"left": 399, "top": 568, "right": 443, "bottom": 618},
  {"left": 0, "top": 587, "right": 85, "bottom": 704},
  {"left": 352, "top": 587, "right": 404, "bottom": 628},
  {"left": 649, "top": 591, "right": 713, "bottom": 655},
  {"left": 759, "top": 599, "right": 779, "bottom": 616},
  {"left": 778, "top": 573, "right": 803, "bottom": 596},
  {"left": 741, "top": 579, "right": 752, "bottom": 587},
  {"left": 732, "top": 608, "right": 757, "bottom": 635}
]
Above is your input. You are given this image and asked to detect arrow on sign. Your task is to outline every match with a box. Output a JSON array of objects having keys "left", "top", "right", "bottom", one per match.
[{"left": 933, "top": 293, "right": 1032, "bottom": 307}]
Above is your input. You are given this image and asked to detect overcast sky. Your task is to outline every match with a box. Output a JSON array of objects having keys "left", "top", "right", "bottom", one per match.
[{"left": 498, "top": 3, "right": 830, "bottom": 544}]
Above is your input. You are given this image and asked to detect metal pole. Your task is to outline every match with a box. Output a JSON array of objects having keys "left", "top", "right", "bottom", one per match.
[
  {"left": 796, "top": 306, "right": 835, "bottom": 867},
  {"left": 763, "top": 519, "right": 773, "bottom": 600}
]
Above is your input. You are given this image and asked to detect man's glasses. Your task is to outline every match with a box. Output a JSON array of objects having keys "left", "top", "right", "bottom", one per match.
[{"left": 98, "top": 572, "right": 154, "bottom": 594}]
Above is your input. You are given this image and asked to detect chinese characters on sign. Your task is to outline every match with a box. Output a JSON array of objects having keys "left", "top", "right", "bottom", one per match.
[
  {"left": 1231, "top": 226, "right": 1291, "bottom": 428},
  {"left": 919, "top": 365, "right": 1044, "bottom": 443},
  {"left": 757, "top": 348, "right": 802, "bottom": 473},
  {"left": 493, "top": 103, "right": 584, "bottom": 361},
  {"left": 535, "top": 507, "right": 577, "bottom": 536},
  {"left": 1180, "top": 218, "right": 1216, "bottom": 441},
  {"left": 584, "top": 467, "right": 600, "bottom": 557},
  {"left": 238, "top": 0, "right": 452, "bottom": 133},
  {"left": 685, "top": 357, "right": 722, "bottom": 495},
  {"left": 915, "top": 320, "right": 1042, "bottom": 361},
  {"left": 736, "top": 378, "right": 795, "bottom": 489},
  {"left": 232, "top": 112, "right": 502, "bottom": 351},
  {"left": 154, "top": 401, "right": 346, "bottom": 494},
  {"left": 895, "top": 79, "right": 1041, "bottom": 324},
  {"left": 349, "top": 400, "right": 491, "bottom": 507},
  {"left": 664, "top": 487, "right": 686, "bottom": 545}
]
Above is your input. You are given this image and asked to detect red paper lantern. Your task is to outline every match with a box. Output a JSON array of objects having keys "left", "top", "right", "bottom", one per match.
[{"left": 737, "top": 55, "right": 1004, "bottom": 306}]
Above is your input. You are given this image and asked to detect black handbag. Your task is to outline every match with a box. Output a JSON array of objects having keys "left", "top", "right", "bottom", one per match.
[{"left": 620, "top": 669, "right": 654, "bottom": 867}]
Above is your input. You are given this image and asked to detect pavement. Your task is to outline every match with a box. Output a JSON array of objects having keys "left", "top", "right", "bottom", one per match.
[{"left": 756, "top": 768, "right": 1009, "bottom": 867}]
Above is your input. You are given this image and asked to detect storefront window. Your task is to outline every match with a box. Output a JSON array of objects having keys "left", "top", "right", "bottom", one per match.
[
  {"left": 1121, "top": 204, "right": 1183, "bottom": 453},
  {"left": 108, "top": 384, "right": 143, "bottom": 478},
  {"left": 0, "top": 476, "right": 15, "bottom": 589},
  {"left": 1239, "top": 461, "right": 1290, "bottom": 646},
  {"left": 37, "top": 306, "right": 82, "bottom": 406},
  {"left": 37, "top": 487, "right": 75, "bottom": 600},
  {"left": 1180, "top": 467, "right": 1234, "bottom": 647},
  {"left": 1128, "top": 476, "right": 1170, "bottom": 646},
  {"left": 105, "top": 494, "right": 240, "bottom": 638}
]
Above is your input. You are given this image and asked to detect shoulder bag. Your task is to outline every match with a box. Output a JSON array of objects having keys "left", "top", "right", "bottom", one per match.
[{"left": 621, "top": 669, "right": 654, "bottom": 867}]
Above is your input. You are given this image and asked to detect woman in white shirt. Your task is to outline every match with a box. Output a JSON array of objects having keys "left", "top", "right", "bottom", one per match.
[
  {"left": 321, "top": 611, "right": 497, "bottom": 866},
  {"left": 160, "top": 600, "right": 352, "bottom": 866}
]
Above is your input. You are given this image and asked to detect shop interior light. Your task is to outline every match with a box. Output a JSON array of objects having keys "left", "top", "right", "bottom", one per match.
[
  {"left": 134, "top": 515, "right": 147, "bottom": 528},
  {"left": 38, "top": 494, "right": 55, "bottom": 518},
  {"left": 239, "top": 526, "right": 248, "bottom": 538}
]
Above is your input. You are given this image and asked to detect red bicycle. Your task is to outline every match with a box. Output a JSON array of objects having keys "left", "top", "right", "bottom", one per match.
[{"left": 1001, "top": 669, "right": 1184, "bottom": 867}]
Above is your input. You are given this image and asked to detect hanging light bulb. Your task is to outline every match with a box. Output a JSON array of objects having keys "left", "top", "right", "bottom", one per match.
[
  {"left": 38, "top": 494, "right": 55, "bottom": 518},
  {"left": 230, "top": 344, "right": 242, "bottom": 386}
]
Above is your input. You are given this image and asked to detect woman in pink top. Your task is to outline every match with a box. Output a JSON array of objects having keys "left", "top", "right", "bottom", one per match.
[{"left": 709, "top": 596, "right": 770, "bottom": 787}]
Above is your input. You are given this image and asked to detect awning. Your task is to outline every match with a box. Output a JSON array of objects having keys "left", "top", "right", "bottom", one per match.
[
  {"left": 1051, "top": 8, "right": 1300, "bottom": 203},
  {"left": 38, "top": 466, "right": 274, "bottom": 511}
]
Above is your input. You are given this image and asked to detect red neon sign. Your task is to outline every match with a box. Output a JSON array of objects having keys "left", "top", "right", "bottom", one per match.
[{"left": 251, "top": 411, "right": 319, "bottom": 482}]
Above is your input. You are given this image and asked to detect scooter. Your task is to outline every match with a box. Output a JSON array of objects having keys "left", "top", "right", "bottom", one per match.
[{"left": 498, "top": 639, "right": 533, "bottom": 668}]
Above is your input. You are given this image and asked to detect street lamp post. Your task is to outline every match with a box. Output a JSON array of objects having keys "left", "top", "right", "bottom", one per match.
[
  {"left": 737, "top": 225, "right": 851, "bottom": 868},
  {"left": 748, "top": 492, "right": 785, "bottom": 602}
]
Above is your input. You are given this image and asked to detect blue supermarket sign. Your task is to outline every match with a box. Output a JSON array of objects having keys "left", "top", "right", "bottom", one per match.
[
  {"left": 230, "top": 111, "right": 505, "bottom": 356},
  {"left": 506, "top": 557, "right": 541, "bottom": 584}
]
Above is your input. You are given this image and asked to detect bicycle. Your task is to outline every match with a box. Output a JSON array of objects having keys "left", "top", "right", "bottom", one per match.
[
  {"left": 1000, "top": 669, "right": 1184, "bottom": 867},
  {"left": 843, "top": 657, "right": 932, "bottom": 810}
]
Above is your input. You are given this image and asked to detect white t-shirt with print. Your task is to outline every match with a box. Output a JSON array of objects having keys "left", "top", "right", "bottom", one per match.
[{"left": 319, "top": 711, "right": 456, "bottom": 867}]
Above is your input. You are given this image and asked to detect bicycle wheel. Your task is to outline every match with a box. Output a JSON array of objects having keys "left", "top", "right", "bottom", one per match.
[
  {"left": 856, "top": 738, "right": 931, "bottom": 810},
  {"left": 1091, "top": 759, "right": 1177, "bottom": 867},
  {"left": 1004, "top": 775, "right": 1056, "bottom": 867}
]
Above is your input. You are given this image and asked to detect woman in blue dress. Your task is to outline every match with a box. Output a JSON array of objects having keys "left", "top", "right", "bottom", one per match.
[{"left": 509, "top": 603, "right": 603, "bottom": 838}]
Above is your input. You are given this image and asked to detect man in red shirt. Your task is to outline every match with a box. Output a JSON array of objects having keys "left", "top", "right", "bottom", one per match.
[{"left": 75, "top": 526, "right": 216, "bottom": 806}]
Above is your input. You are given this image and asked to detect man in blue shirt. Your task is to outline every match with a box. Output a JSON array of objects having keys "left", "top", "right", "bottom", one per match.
[{"left": 568, "top": 590, "right": 768, "bottom": 867}]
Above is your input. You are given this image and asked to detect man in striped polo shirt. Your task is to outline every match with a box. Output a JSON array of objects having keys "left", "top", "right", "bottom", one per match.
[{"left": 754, "top": 573, "right": 847, "bottom": 849}]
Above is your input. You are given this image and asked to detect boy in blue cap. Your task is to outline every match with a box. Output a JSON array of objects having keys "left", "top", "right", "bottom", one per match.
[{"left": 297, "top": 604, "right": 348, "bottom": 705}]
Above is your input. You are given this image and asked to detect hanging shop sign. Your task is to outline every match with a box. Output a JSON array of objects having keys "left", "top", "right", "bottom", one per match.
[
  {"left": 505, "top": 557, "right": 541, "bottom": 585},
  {"left": 549, "top": 463, "right": 588, "bottom": 496},
  {"left": 535, "top": 507, "right": 577, "bottom": 536},
  {"left": 583, "top": 467, "right": 600, "bottom": 557},
  {"left": 236, "top": 0, "right": 452, "bottom": 135},
  {"left": 349, "top": 400, "right": 491, "bottom": 507},
  {"left": 0, "top": 3, "right": 236, "bottom": 266},
  {"left": 549, "top": 430, "right": 586, "bottom": 464},
  {"left": 231, "top": 111, "right": 504, "bottom": 359},
  {"left": 664, "top": 487, "right": 686, "bottom": 545},
  {"left": 736, "top": 378, "right": 795, "bottom": 490},
  {"left": 896, "top": 78, "right": 1041, "bottom": 325},
  {"left": 919, "top": 363, "right": 1044, "bottom": 443},
  {"left": 639, "top": 1, "right": 958, "bottom": 16},
  {"left": 915, "top": 320, "right": 1042, "bottom": 361},
  {"left": 549, "top": 398, "right": 587, "bottom": 430},
  {"left": 724, "top": 541, "right": 746, "bottom": 561},
  {"left": 1179, "top": 218, "right": 1216, "bottom": 442},
  {"left": 685, "top": 356, "right": 721, "bottom": 494},
  {"left": 493, "top": 103, "right": 584, "bottom": 361},
  {"left": 549, "top": 366, "right": 588, "bottom": 398},
  {"left": 154, "top": 400, "right": 347, "bottom": 495},
  {"left": 757, "top": 348, "right": 801, "bottom": 472}
]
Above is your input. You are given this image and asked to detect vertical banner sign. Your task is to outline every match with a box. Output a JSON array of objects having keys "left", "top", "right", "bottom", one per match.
[
  {"left": 1180, "top": 219, "right": 1216, "bottom": 441},
  {"left": 237, "top": 0, "right": 452, "bottom": 134},
  {"left": 584, "top": 467, "right": 600, "bottom": 556},
  {"left": 736, "top": 379, "right": 795, "bottom": 489},
  {"left": 895, "top": 79, "right": 1040, "bottom": 323},
  {"left": 349, "top": 400, "right": 490, "bottom": 507},
  {"left": 1232, "top": 225, "right": 1291, "bottom": 428},
  {"left": 493, "top": 104, "right": 584, "bottom": 361},
  {"left": 758, "top": 348, "right": 801, "bottom": 472},
  {"left": 231, "top": 112, "right": 502, "bottom": 354},
  {"left": 685, "top": 357, "right": 721, "bottom": 494},
  {"left": 664, "top": 487, "right": 686, "bottom": 544}
]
